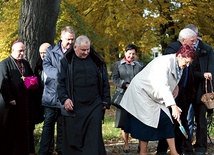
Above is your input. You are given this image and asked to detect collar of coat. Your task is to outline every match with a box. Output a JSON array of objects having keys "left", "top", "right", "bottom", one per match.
[
  {"left": 196, "top": 40, "right": 207, "bottom": 56},
  {"left": 64, "top": 46, "right": 105, "bottom": 66},
  {"left": 120, "top": 58, "right": 137, "bottom": 66}
]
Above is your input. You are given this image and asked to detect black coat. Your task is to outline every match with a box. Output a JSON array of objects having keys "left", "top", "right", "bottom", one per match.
[
  {"left": 33, "top": 58, "right": 45, "bottom": 124},
  {"left": 57, "top": 47, "right": 111, "bottom": 155},
  {"left": 192, "top": 40, "right": 214, "bottom": 104},
  {"left": 0, "top": 56, "right": 36, "bottom": 155},
  {"left": 57, "top": 47, "right": 111, "bottom": 114}
]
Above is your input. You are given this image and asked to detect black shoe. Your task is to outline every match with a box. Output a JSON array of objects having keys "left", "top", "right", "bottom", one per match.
[
  {"left": 137, "top": 145, "right": 140, "bottom": 153},
  {"left": 194, "top": 152, "right": 205, "bottom": 155},
  {"left": 123, "top": 149, "right": 130, "bottom": 153},
  {"left": 57, "top": 151, "right": 63, "bottom": 155},
  {"left": 156, "top": 152, "right": 167, "bottom": 155}
]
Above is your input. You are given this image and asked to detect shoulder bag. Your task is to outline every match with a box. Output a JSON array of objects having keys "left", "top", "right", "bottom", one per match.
[
  {"left": 201, "top": 79, "right": 214, "bottom": 109},
  {"left": 111, "top": 87, "right": 125, "bottom": 108}
]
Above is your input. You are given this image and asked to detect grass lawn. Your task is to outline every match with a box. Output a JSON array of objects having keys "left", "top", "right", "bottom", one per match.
[{"left": 34, "top": 108, "right": 214, "bottom": 154}]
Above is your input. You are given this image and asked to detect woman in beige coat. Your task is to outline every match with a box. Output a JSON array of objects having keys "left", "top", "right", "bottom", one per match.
[{"left": 120, "top": 44, "right": 196, "bottom": 155}]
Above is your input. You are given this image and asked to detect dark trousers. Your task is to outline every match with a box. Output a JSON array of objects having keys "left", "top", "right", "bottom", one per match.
[
  {"left": 39, "top": 107, "right": 63, "bottom": 155},
  {"left": 157, "top": 89, "right": 193, "bottom": 154},
  {"left": 192, "top": 103, "right": 207, "bottom": 153},
  {"left": 157, "top": 110, "right": 193, "bottom": 154}
]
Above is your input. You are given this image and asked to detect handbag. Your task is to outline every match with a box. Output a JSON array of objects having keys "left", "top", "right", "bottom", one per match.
[
  {"left": 111, "top": 88, "right": 125, "bottom": 108},
  {"left": 201, "top": 79, "right": 214, "bottom": 109},
  {"left": 24, "top": 76, "right": 39, "bottom": 90}
]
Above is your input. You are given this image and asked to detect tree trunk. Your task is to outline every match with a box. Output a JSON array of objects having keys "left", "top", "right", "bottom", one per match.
[
  {"left": 40, "top": 0, "right": 61, "bottom": 45},
  {"left": 18, "top": 0, "right": 60, "bottom": 70}
]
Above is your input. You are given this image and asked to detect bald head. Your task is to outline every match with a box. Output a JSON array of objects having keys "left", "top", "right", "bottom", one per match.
[
  {"left": 39, "top": 43, "right": 51, "bottom": 60},
  {"left": 11, "top": 42, "right": 25, "bottom": 60}
]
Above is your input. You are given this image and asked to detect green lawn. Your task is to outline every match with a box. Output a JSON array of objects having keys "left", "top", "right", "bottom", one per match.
[{"left": 34, "top": 108, "right": 214, "bottom": 154}]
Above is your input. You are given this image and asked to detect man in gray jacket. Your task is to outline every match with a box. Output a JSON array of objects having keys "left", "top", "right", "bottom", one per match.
[{"left": 39, "top": 26, "right": 76, "bottom": 155}]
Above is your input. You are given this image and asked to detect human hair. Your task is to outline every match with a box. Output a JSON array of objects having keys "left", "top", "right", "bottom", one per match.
[
  {"left": 178, "top": 28, "right": 197, "bottom": 42},
  {"left": 184, "top": 24, "right": 198, "bottom": 34},
  {"left": 125, "top": 44, "right": 138, "bottom": 52},
  {"left": 176, "top": 44, "right": 196, "bottom": 60},
  {"left": 74, "top": 35, "right": 90, "bottom": 46},
  {"left": 198, "top": 32, "right": 203, "bottom": 38},
  {"left": 61, "top": 26, "right": 76, "bottom": 35}
]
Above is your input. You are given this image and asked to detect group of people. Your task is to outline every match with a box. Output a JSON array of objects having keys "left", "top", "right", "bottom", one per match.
[
  {"left": 0, "top": 26, "right": 111, "bottom": 155},
  {"left": 112, "top": 24, "right": 214, "bottom": 155},
  {"left": 0, "top": 23, "right": 213, "bottom": 155}
]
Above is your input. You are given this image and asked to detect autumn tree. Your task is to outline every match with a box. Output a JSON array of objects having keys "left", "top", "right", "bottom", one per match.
[
  {"left": 18, "top": 0, "right": 60, "bottom": 69},
  {"left": 59, "top": 0, "right": 214, "bottom": 59},
  {"left": 0, "top": 1, "right": 20, "bottom": 60},
  {"left": 1, "top": 0, "right": 214, "bottom": 67}
]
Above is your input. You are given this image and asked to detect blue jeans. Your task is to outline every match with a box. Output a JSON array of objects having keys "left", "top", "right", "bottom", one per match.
[
  {"left": 187, "top": 103, "right": 195, "bottom": 141},
  {"left": 39, "top": 107, "right": 63, "bottom": 155}
]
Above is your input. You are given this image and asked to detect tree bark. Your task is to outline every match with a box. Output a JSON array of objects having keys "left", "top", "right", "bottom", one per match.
[
  {"left": 40, "top": 0, "right": 61, "bottom": 44},
  {"left": 18, "top": 0, "right": 60, "bottom": 70}
]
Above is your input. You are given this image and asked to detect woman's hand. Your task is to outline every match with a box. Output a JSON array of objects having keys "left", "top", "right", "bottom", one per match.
[
  {"left": 126, "top": 83, "right": 129, "bottom": 88},
  {"left": 171, "top": 105, "right": 182, "bottom": 121}
]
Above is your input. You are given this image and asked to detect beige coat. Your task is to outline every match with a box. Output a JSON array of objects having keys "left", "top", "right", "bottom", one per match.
[{"left": 120, "top": 54, "right": 181, "bottom": 128}]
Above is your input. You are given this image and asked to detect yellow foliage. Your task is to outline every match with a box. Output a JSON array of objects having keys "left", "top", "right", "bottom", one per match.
[
  {"left": 1, "top": 0, "right": 214, "bottom": 63},
  {"left": 0, "top": 1, "right": 20, "bottom": 61}
]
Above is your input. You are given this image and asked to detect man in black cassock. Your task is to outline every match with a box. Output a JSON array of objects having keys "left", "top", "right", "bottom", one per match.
[
  {"left": 0, "top": 41, "right": 36, "bottom": 155},
  {"left": 57, "top": 35, "right": 111, "bottom": 155}
]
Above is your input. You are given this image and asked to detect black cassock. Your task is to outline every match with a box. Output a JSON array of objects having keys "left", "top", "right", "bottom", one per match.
[
  {"left": 0, "top": 56, "right": 36, "bottom": 155},
  {"left": 61, "top": 55, "right": 106, "bottom": 155}
]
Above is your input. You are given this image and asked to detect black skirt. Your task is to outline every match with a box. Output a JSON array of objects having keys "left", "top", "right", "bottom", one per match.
[{"left": 124, "top": 109, "right": 174, "bottom": 141}]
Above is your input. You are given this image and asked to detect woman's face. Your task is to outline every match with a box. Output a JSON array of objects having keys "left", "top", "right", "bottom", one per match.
[
  {"left": 177, "top": 54, "right": 192, "bottom": 70},
  {"left": 124, "top": 49, "right": 136, "bottom": 62}
]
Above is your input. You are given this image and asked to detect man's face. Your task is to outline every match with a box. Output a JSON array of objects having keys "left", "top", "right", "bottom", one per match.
[
  {"left": 39, "top": 43, "right": 50, "bottom": 60},
  {"left": 61, "top": 32, "right": 75, "bottom": 50},
  {"left": 39, "top": 50, "right": 46, "bottom": 60},
  {"left": 11, "top": 42, "right": 25, "bottom": 60},
  {"left": 74, "top": 43, "right": 90, "bottom": 59},
  {"left": 182, "top": 36, "right": 197, "bottom": 47}
]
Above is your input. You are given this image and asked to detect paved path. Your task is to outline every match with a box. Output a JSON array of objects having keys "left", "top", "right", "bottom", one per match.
[
  {"left": 106, "top": 140, "right": 158, "bottom": 155},
  {"left": 105, "top": 139, "right": 214, "bottom": 155}
]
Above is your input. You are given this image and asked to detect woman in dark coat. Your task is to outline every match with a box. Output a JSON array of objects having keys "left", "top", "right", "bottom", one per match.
[{"left": 111, "top": 44, "right": 143, "bottom": 153}]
